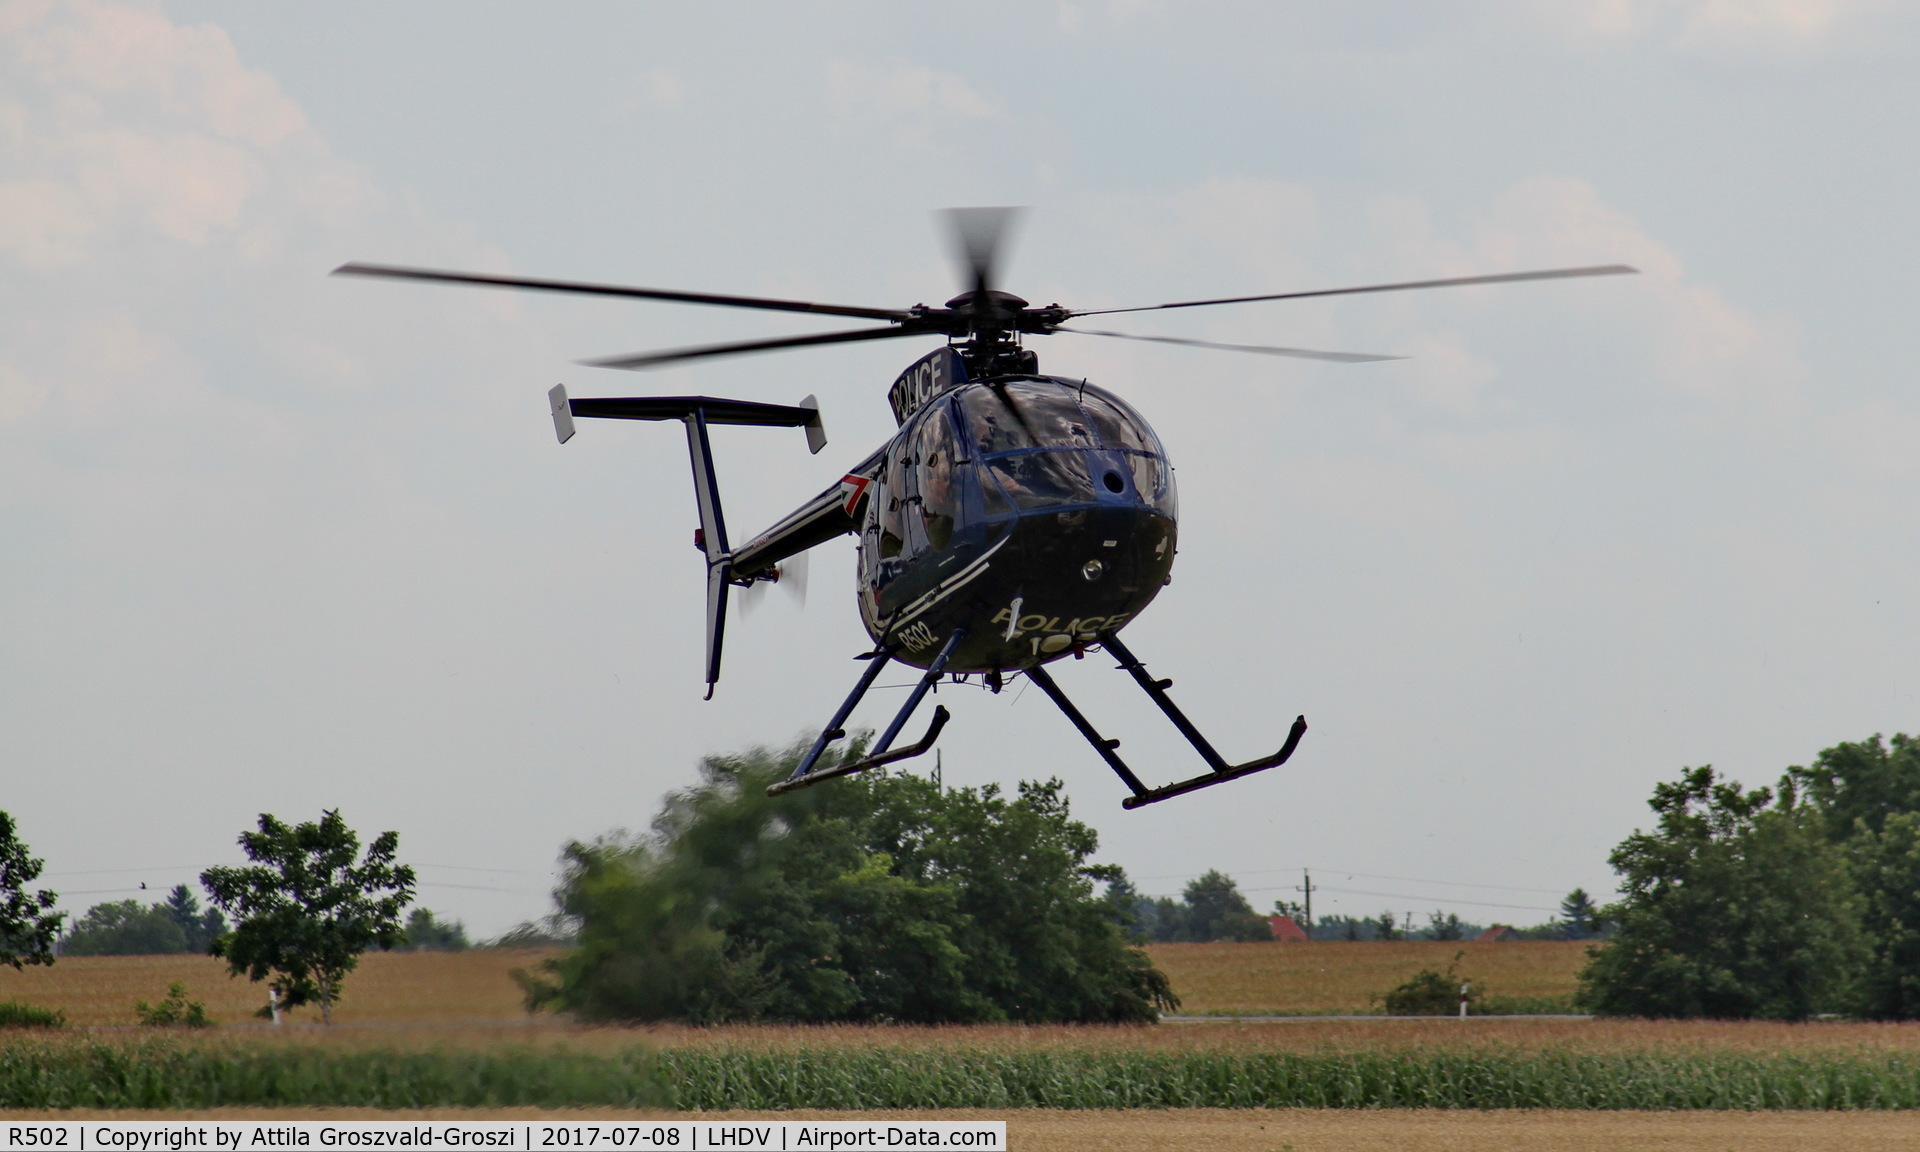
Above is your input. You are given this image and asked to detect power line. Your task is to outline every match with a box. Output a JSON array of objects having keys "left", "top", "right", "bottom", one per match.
[
  {"left": 1240, "top": 882, "right": 1557, "bottom": 914},
  {"left": 46, "top": 861, "right": 550, "bottom": 879},
  {"left": 1315, "top": 868, "right": 1570, "bottom": 896},
  {"left": 1135, "top": 865, "right": 1577, "bottom": 897}
]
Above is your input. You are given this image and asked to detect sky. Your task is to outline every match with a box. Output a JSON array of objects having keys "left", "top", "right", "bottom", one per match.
[{"left": 4, "top": 0, "right": 1918, "bottom": 938}]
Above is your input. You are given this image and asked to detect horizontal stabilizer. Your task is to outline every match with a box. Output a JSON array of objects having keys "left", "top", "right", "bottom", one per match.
[{"left": 569, "top": 395, "right": 820, "bottom": 429}]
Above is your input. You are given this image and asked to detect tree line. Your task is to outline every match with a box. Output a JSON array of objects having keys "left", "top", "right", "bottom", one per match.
[
  {"left": 1109, "top": 868, "right": 1602, "bottom": 943},
  {"left": 0, "top": 807, "right": 461, "bottom": 1022},
  {"left": 8, "top": 725, "right": 1918, "bottom": 1025}
]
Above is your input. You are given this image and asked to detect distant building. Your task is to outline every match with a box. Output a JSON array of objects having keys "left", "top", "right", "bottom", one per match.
[
  {"left": 1476, "top": 925, "right": 1523, "bottom": 942},
  {"left": 1266, "top": 914, "right": 1309, "bottom": 942}
]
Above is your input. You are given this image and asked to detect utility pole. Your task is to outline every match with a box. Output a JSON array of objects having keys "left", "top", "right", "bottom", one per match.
[{"left": 1296, "top": 868, "right": 1315, "bottom": 934}]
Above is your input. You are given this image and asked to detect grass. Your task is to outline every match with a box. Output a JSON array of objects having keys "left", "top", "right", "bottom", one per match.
[
  {"left": 0, "top": 1000, "right": 64, "bottom": 1028},
  {"left": 1143, "top": 941, "right": 1590, "bottom": 1015}
]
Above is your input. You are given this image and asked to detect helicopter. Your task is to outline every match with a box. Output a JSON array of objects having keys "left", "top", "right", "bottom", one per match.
[{"left": 335, "top": 209, "right": 1633, "bottom": 809}]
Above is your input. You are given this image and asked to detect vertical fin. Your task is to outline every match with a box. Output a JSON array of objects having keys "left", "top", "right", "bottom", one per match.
[
  {"left": 684, "top": 410, "right": 731, "bottom": 697},
  {"left": 799, "top": 394, "right": 827, "bottom": 455},
  {"left": 549, "top": 384, "right": 576, "bottom": 444}
]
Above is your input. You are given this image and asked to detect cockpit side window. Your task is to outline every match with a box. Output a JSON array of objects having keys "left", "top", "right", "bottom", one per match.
[
  {"left": 912, "top": 400, "right": 959, "bottom": 550},
  {"left": 876, "top": 438, "right": 909, "bottom": 559}
]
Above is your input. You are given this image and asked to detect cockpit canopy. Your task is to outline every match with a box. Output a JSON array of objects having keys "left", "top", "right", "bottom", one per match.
[
  {"left": 956, "top": 378, "right": 1175, "bottom": 516},
  {"left": 867, "top": 376, "right": 1176, "bottom": 570}
]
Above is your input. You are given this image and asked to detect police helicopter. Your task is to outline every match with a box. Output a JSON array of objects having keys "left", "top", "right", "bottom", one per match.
[{"left": 335, "top": 210, "right": 1633, "bottom": 809}]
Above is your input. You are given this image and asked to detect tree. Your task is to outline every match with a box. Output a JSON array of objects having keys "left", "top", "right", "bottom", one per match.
[
  {"left": 1559, "top": 889, "right": 1601, "bottom": 941},
  {"left": 403, "top": 908, "right": 470, "bottom": 951},
  {"left": 1790, "top": 733, "right": 1920, "bottom": 841},
  {"left": 1578, "top": 766, "right": 1866, "bottom": 1020},
  {"left": 1848, "top": 811, "right": 1920, "bottom": 1019},
  {"left": 522, "top": 738, "right": 1175, "bottom": 1024},
  {"left": 1134, "top": 895, "right": 1186, "bottom": 942},
  {"left": 1096, "top": 868, "right": 1146, "bottom": 942},
  {"left": 1790, "top": 731, "right": 1920, "bottom": 1019},
  {"left": 200, "top": 811, "right": 416, "bottom": 1023},
  {"left": 486, "top": 915, "right": 576, "bottom": 948},
  {"left": 0, "top": 810, "right": 62, "bottom": 969},
  {"left": 1130, "top": 872, "right": 1271, "bottom": 943},
  {"left": 1424, "top": 911, "right": 1466, "bottom": 941},
  {"left": 1180, "top": 871, "right": 1272, "bottom": 942},
  {"left": 60, "top": 900, "right": 188, "bottom": 955},
  {"left": 1374, "top": 911, "right": 1400, "bottom": 942},
  {"left": 162, "top": 885, "right": 227, "bottom": 953}
]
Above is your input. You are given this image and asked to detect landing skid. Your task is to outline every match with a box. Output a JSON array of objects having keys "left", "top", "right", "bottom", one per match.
[
  {"left": 767, "top": 630, "right": 964, "bottom": 797},
  {"left": 766, "top": 629, "right": 1304, "bottom": 809},
  {"left": 1028, "top": 633, "right": 1306, "bottom": 809}
]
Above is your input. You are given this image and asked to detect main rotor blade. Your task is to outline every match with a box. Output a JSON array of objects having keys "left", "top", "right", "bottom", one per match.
[
  {"left": 1058, "top": 327, "right": 1402, "bottom": 364},
  {"left": 944, "top": 207, "right": 1022, "bottom": 298},
  {"left": 1076, "top": 264, "right": 1639, "bottom": 317},
  {"left": 581, "top": 325, "right": 929, "bottom": 371},
  {"left": 332, "top": 263, "right": 911, "bottom": 322}
]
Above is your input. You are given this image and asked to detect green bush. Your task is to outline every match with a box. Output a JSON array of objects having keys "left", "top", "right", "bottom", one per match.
[
  {"left": 0, "top": 1000, "right": 64, "bottom": 1028},
  {"left": 1382, "top": 952, "right": 1476, "bottom": 1016},
  {"left": 134, "top": 982, "right": 212, "bottom": 1028}
]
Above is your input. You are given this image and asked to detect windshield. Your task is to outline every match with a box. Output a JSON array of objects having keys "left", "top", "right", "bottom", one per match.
[
  {"left": 958, "top": 380, "right": 1097, "bottom": 454},
  {"left": 957, "top": 379, "right": 1173, "bottom": 514}
]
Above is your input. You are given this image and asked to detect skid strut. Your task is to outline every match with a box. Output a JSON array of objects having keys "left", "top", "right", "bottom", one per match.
[
  {"left": 1029, "top": 633, "right": 1307, "bottom": 809},
  {"left": 767, "top": 629, "right": 965, "bottom": 797}
]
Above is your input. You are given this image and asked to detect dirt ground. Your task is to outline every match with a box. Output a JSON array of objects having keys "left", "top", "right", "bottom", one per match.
[{"left": 2, "top": 1109, "right": 1915, "bottom": 1150}]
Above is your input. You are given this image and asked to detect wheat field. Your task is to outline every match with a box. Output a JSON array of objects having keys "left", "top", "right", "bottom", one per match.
[
  {"left": 5, "top": 949, "right": 1919, "bottom": 1061},
  {"left": 0, "top": 949, "right": 559, "bottom": 1026},
  {"left": 1143, "top": 940, "right": 1588, "bottom": 1015},
  {"left": 0, "top": 942, "right": 1589, "bottom": 1027}
]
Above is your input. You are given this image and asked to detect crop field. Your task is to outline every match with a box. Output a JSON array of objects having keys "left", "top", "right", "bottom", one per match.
[
  {"left": 0, "top": 942, "right": 1586, "bottom": 1026},
  {"left": 4, "top": 950, "right": 1920, "bottom": 1129},
  {"left": 0, "top": 950, "right": 558, "bottom": 1026},
  {"left": 1143, "top": 941, "right": 1589, "bottom": 1015}
]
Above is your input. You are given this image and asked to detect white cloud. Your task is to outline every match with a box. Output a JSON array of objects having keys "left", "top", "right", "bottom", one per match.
[
  {"left": 825, "top": 59, "right": 997, "bottom": 150},
  {"left": 0, "top": 0, "right": 345, "bottom": 268}
]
